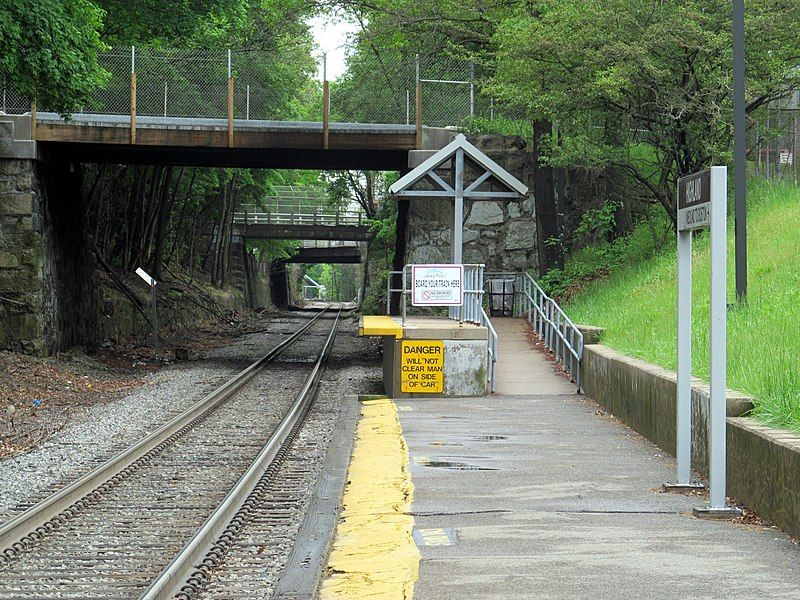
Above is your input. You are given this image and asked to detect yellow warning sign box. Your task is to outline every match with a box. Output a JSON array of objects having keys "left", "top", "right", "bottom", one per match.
[{"left": 400, "top": 340, "right": 444, "bottom": 393}]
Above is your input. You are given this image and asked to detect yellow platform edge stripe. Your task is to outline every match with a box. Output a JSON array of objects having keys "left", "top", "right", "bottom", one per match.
[
  {"left": 358, "top": 315, "right": 403, "bottom": 339},
  {"left": 319, "top": 397, "right": 419, "bottom": 599}
]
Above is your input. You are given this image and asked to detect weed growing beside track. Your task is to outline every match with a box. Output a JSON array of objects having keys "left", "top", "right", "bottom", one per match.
[{"left": 564, "top": 179, "right": 800, "bottom": 431}]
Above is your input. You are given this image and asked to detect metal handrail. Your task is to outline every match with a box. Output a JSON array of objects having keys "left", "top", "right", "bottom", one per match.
[{"left": 484, "top": 271, "right": 583, "bottom": 391}]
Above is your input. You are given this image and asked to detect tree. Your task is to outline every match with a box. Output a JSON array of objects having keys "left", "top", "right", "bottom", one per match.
[
  {"left": 490, "top": 0, "right": 800, "bottom": 224},
  {"left": 0, "top": 0, "right": 108, "bottom": 115}
]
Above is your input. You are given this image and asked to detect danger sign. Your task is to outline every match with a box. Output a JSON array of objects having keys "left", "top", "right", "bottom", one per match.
[{"left": 400, "top": 340, "right": 444, "bottom": 393}]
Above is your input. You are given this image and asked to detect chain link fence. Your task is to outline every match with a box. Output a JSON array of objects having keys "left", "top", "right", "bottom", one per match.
[
  {"left": 748, "top": 107, "right": 799, "bottom": 184},
  {"left": 1, "top": 47, "right": 528, "bottom": 131}
]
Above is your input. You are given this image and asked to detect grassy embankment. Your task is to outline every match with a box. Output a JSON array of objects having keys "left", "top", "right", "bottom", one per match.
[{"left": 563, "top": 179, "right": 800, "bottom": 431}]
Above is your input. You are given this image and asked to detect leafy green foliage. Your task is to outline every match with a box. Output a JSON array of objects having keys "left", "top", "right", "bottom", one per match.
[
  {"left": 0, "top": 0, "right": 108, "bottom": 115},
  {"left": 565, "top": 179, "right": 800, "bottom": 432},
  {"left": 489, "top": 0, "right": 800, "bottom": 221}
]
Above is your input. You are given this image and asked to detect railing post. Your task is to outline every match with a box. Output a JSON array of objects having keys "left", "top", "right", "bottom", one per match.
[
  {"left": 415, "top": 54, "right": 422, "bottom": 149},
  {"left": 130, "top": 46, "right": 136, "bottom": 144},
  {"left": 30, "top": 100, "right": 36, "bottom": 141},
  {"left": 246, "top": 84, "right": 250, "bottom": 121},
  {"left": 227, "top": 49, "right": 234, "bottom": 148},
  {"left": 163, "top": 81, "right": 168, "bottom": 117},
  {"left": 322, "top": 54, "right": 330, "bottom": 150}
]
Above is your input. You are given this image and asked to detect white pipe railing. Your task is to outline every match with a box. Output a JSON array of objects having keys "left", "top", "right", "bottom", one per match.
[{"left": 485, "top": 271, "right": 583, "bottom": 391}]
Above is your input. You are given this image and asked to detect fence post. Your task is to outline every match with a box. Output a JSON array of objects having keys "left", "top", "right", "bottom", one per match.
[
  {"left": 322, "top": 54, "right": 330, "bottom": 150},
  {"left": 163, "top": 81, "right": 167, "bottom": 117},
  {"left": 469, "top": 61, "right": 475, "bottom": 118},
  {"left": 130, "top": 46, "right": 137, "bottom": 144},
  {"left": 2, "top": 89, "right": 6, "bottom": 114},
  {"left": 227, "top": 49, "right": 234, "bottom": 148},
  {"left": 30, "top": 100, "right": 36, "bottom": 141},
  {"left": 406, "top": 89, "right": 410, "bottom": 125},
  {"left": 794, "top": 112, "right": 799, "bottom": 186},
  {"left": 246, "top": 84, "right": 250, "bottom": 121},
  {"left": 415, "top": 54, "right": 422, "bottom": 149}
]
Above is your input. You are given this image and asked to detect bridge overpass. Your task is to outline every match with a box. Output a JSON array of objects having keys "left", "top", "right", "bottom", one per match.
[{"left": 11, "top": 113, "right": 452, "bottom": 171}]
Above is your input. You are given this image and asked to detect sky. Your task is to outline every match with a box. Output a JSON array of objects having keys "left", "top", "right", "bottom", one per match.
[{"left": 308, "top": 13, "right": 360, "bottom": 81}]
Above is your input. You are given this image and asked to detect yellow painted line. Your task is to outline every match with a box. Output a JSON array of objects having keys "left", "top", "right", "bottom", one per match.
[
  {"left": 320, "top": 397, "right": 419, "bottom": 599},
  {"left": 358, "top": 315, "right": 403, "bottom": 339}
]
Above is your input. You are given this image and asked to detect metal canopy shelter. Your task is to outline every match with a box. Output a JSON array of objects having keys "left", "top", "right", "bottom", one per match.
[{"left": 388, "top": 134, "right": 528, "bottom": 264}]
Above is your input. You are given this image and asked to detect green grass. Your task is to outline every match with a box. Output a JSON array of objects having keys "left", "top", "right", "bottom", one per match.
[{"left": 564, "top": 179, "right": 800, "bottom": 431}]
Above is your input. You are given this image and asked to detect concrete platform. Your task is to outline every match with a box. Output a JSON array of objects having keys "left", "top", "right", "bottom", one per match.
[
  {"left": 492, "top": 318, "right": 576, "bottom": 395},
  {"left": 396, "top": 361, "right": 800, "bottom": 598}
]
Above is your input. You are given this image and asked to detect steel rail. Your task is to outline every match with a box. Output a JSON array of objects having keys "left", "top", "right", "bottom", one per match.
[
  {"left": 141, "top": 308, "right": 342, "bottom": 600},
  {"left": 0, "top": 309, "right": 329, "bottom": 557}
]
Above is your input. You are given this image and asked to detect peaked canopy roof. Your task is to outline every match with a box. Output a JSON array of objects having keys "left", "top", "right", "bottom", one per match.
[{"left": 389, "top": 133, "right": 528, "bottom": 199}]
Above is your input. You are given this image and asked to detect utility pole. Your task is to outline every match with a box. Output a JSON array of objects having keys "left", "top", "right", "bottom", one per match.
[{"left": 733, "top": 0, "right": 747, "bottom": 302}]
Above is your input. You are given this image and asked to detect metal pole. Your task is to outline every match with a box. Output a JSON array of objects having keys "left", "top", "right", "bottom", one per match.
[
  {"left": 406, "top": 89, "right": 410, "bottom": 125},
  {"left": 708, "top": 166, "right": 730, "bottom": 511},
  {"left": 453, "top": 147, "right": 464, "bottom": 265},
  {"left": 2, "top": 89, "right": 6, "bottom": 114},
  {"left": 732, "top": 0, "right": 747, "bottom": 302},
  {"left": 675, "top": 229, "right": 693, "bottom": 485},
  {"left": 151, "top": 283, "right": 160, "bottom": 359},
  {"left": 163, "top": 82, "right": 167, "bottom": 117},
  {"left": 246, "top": 84, "right": 250, "bottom": 120},
  {"left": 469, "top": 62, "right": 475, "bottom": 118}
]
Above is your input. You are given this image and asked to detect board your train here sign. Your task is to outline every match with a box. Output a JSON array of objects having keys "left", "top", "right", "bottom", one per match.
[{"left": 411, "top": 264, "right": 463, "bottom": 307}]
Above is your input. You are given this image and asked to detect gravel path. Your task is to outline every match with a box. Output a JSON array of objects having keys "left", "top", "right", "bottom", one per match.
[{"left": 0, "top": 313, "right": 330, "bottom": 519}]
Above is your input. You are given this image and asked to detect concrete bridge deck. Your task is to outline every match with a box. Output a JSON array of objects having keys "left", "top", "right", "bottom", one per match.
[{"left": 6, "top": 113, "right": 454, "bottom": 170}]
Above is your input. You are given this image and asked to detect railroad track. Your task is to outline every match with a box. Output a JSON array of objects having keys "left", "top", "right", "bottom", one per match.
[{"left": 0, "top": 307, "right": 343, "bottom": 599}]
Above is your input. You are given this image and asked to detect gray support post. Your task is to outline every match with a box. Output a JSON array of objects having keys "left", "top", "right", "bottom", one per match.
[
  {"left": 163, "top": 82, "right": 167, "bottom": 117},
  {"left": 675, "top": 229, "right": 693, "bottom": 485},
  {"left": 453, "top": 147, "right": 464, "bottom": 265},
  {"left": 151, "top": 283, "right": 160, "bottom": 359},
  {"left": 246, "top": 84, "right": 250, "bottom": 120},
  {"left": 708, "top": 166, "right": 729, "bottom": 510},
  {"left": 406, "top": 89, "right": 410, "bottom": 125},
  {"left": 733, "top": 0, "right": 747, "bottom": 302},
  {"left": 469, "top": 62, "right": 475, "bottom": 118}
]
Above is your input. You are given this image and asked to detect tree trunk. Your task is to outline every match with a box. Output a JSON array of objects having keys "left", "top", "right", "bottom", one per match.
[{"left": 532, "top": 119, "right": 563, "bottom": 275}]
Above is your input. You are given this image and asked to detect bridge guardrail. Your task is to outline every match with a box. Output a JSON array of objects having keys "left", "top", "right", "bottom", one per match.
[
  {"left": 2, "top": 47, "right": 527, "bottom": 141},
  {"left": 233, "top": 208, "right": 365, "bottom": 228}
]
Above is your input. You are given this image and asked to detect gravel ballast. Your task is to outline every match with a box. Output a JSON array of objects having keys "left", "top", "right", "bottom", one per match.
[{"left": 0, "top": 313, "right": 337, "bottom": 518}]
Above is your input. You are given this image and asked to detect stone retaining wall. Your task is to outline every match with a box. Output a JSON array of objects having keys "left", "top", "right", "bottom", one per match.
[
  {"left": 0, "top": 158, "right": 46, "bottom": 353},
  {"left": 580, "top": 339, "right": 800, "bottom": 539}
]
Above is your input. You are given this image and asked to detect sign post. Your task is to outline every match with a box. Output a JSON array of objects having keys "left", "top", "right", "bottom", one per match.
[
  {"left": 135, "top": 267, "right": 160, "bottom": 360},
  {"left": 665, "top": 167, "right": 741, "bottom": 518}
]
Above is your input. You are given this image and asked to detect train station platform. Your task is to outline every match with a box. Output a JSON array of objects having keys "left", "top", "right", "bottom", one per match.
[{"left": 322, "top": 319, "right": 800, "bottom": 599}]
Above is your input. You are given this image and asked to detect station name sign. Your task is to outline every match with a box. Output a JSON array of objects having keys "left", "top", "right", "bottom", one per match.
[
  {"left": 411, "top": 264, "right": 463, "bottom": 306},
  {"left": 677, "top": 169, "right": 711, "bottom": 231}
]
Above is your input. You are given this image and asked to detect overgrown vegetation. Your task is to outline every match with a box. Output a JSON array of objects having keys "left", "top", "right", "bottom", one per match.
[{"left": 564, "top": 180, "right": 800, "bottom": 432}]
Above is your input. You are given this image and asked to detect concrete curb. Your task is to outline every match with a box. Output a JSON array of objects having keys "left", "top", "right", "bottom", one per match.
[{"left": 581, "top": 342, "right": 800, "bottom": 538}]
